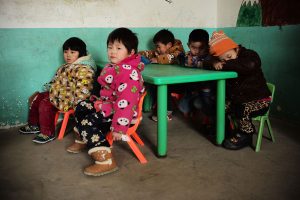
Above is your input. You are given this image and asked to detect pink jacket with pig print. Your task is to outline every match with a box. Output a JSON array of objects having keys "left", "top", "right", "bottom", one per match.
[{"left": 97, "top": 54, "right": 145, "bottom": 135}]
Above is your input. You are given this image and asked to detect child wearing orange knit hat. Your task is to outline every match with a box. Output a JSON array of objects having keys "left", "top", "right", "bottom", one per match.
[{"left": 209, "top": 30, "right": 272, "bottom": 150}]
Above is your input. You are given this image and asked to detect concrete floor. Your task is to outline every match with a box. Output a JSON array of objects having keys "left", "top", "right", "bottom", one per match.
[{"left": 0, "top": 113, "right": 300, "bottom": 200}]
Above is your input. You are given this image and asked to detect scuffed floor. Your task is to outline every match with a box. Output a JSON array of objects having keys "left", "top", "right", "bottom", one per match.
[{"left": 0, "top": 113, "right": 299, "bottom": 200}]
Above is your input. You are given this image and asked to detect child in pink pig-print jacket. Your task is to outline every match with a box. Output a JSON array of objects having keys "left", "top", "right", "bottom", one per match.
[{"left": 68, "top": 28, "right": 145, "bottom": 177}]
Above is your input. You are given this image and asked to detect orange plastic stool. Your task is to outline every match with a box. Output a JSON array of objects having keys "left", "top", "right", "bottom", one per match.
[
  {"left": 106, "top": 92, "right": 147, "bottom": 164},
  {"left": 54, "top": 109, "right": 75, "bottom": 140}
]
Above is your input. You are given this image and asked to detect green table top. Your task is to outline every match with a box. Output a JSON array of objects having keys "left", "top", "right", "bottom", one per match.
[
  {"left": 142, "top": 64, "right": 237, "bottom": 85},
  {"left": 97, "top": 62, "right": 237, "bottom": 85}
]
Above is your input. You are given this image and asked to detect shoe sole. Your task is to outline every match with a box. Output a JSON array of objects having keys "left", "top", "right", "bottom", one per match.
[
  {"left": 222, "top": 138, "right": 252, "bottom": 150},
  {"left": 32, "top": 137, "right": 55, "bottom": 144},
  {"left": 151, "top": 117, "right": 172, "bottom": 122},
  {"left": 66, "top": 149, "right": 81, "bottom": 154},
  {"left": 19, "top": 130, "right": 40, "bottom": 134},
  {"left": 84, "top": 167, "right": 119, "bottom": 176}
]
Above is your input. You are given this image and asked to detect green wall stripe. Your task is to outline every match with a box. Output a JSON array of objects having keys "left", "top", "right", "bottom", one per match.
[{"left": 0, "top": 26, "right": 299, "bottom": 127}]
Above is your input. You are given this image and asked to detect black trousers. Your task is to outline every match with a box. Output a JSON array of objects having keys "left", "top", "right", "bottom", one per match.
[{"left": 74, "top": 100, "right": 111, "bottom": 149}]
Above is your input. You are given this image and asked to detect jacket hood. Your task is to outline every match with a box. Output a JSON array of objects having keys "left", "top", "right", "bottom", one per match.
[{"left": 73, "top": 54, "right": 97, "bottom": 70}]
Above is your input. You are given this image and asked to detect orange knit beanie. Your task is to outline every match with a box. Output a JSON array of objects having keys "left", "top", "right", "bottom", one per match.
[{"left": 209, "top": 30, "right": 238, "bottom": 56}]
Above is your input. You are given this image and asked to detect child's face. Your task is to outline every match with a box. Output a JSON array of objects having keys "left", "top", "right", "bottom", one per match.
[
  {"left": 155, "top": 42, "right": 172, "bottom": 55},
  {"left": 188, "top": 41, "right": 207, "bottom": 56},
  {"left": 64, "top": 48, "right": 80, "bottom": 64},
  {"left": 218, "top": 49, "right": 238, "bottom": 62},
  {"left": 107, "top": 40, "right": 134, "bottom": 64}
]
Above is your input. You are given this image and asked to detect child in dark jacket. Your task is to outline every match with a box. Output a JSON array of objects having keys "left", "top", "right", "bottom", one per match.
[
  {"left": 177, "top": 29, "right": 215, "bottom": 121},
  {"left": 209, "top": 30, "right": 271, "bottom": 150}
]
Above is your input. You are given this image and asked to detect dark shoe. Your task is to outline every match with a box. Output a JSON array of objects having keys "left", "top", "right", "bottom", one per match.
[
  {"left": 32, "top": 133, "right": 55, "bottom": 144},
  {"left": 222, "top": 133, "right": 252, "bottom": 150},
  {"left": 19, "top": 125, "right": 40, "bottom": 134},
  {"left": 151, "top": 111, "right": 173, "bottom": 122}
]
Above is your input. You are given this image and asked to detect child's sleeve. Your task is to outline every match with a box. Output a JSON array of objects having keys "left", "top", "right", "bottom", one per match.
[
  {"left": 222, "top": 50, "right": 261, "bottom": 75},
  {"left": 156, "top": 43, "right": 184, "bottom": 64},
  {"left": 109, "top": 71, "right": 141, "bottom": 135},
  {"left": 95, "top": 66, "right": 116, "bottom": 117},
  {"left": 73, "top": 65, "right": 95, "bottom": 106},
  {"left": 138, "top": 50, "right": 156, "bottom": 60}
]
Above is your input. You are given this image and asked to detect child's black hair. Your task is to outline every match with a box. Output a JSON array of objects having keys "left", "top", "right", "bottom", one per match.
[
  {"left": 107, "top": 27, "right": 138, "bottom": 53},
  {"left": 153, "top": 29, "right": 175, "bottom": 45},
  {"left": 188, "top": 29, "right": 209, "bottom": 45},
  {"left": 63, "top": 37, "right": 87, "bottom": 57}
]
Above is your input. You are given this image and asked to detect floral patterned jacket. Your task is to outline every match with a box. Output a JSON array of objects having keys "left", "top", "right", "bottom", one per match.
[{"left": 49, "top": 54, "right": 96, "bottom": 111}]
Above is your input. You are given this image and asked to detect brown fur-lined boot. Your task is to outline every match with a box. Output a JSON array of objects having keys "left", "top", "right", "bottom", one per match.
[
  {"left": 66, "top": 127, "right": 86, "bottom": 153},
  {"left": 84, "top": 146, "right": 118, "bottom": 176},
  {"left": 67, "top": 139, "right": 86, "bottom": 153}
]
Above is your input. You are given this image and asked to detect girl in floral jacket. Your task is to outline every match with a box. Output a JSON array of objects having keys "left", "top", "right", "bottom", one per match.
[
  {"left": 69, "top": 28, "right": 145, "bottom": 176},
  {"left": 19, "top": 37, "right": 96, "bottom": 144}
]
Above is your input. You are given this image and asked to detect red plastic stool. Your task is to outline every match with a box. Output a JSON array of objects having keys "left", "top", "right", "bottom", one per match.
[{"left": 54, "top": 109, "right": 75, "bottom": 140}]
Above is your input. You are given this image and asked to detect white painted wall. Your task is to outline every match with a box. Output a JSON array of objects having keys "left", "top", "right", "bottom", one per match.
[
  {"left": 0, "top": 0, "right": 217, "bottom": 28},
  {"left": 0, "top": 0, "right": 261, "bottom": 28}
]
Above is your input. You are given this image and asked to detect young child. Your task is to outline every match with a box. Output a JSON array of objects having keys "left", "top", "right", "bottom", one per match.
[
  {"left": 139, "top": 29, "right": 184, "bottom": 121},
  {"left": 179, "top": 29, "right": 211, "bottom": 68},
  {"left": 19, "top": 37, "right": 96, "bottom": 144},
  {"left": 139, "top": 29, "right": 184, "bottom": 64},
  {"left": 176, "top": 29, "right": 215, "bottom": 122},
  {"left": 68, "top": 28, "right": 145, "bottom": 176},
  {"left": 209, "top": 30, "right": 271, "bottom": 150}
]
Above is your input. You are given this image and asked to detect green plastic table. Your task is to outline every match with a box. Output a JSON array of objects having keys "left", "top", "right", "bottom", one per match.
[{"left": 142, "top": 64, "right": 237, "bottom": 157}]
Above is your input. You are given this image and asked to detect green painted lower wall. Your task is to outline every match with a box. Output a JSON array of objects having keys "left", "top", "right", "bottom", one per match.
[
  {"left": 0, "top": 27, "right": 215, "bottom": 127},
  {"left": 0, "top": 26, "right": 299, "bottom": 127}
]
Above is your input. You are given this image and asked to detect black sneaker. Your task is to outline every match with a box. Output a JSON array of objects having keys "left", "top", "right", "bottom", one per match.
[
  {"left": 32, "top": 133, "right": 55, "bottom": 144},
  {"left": 222, "top": 133, "right": 252, "bottom": 150},
  {"left": 19, "top": 125, "right": 40, "bottom": 134}
]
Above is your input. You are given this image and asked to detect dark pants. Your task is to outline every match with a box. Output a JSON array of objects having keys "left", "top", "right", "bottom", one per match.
[
  {"left": 74, "top": 100, "right": 111, "bottom": 149},
  {"left": 28, "top": 92, "right": 58, "bottom": 136},
  {"left": 226, "top": 99, "right": 270, "bottom": 135}
]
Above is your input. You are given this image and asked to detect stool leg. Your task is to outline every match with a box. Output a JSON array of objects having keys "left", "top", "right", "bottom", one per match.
[
  {"left": 127, "top": 139, "right": 147, "bottom": 164},
  {"left": 131, "top": 132, "right": 144, "bottom": 146},
  {"left": 255, "top": 118, "right": 265, "bottom": 152},
  {"left": 266, "top": 118, "right": 275, "bottom": 142},
  {"left": 58, "top": 112, "right": 70, "bottom": 140},
  {"left": 54, "top": 112, "right": 60, "bottom": 127}
]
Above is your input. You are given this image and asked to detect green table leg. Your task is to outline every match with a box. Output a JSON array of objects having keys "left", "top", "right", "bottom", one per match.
[
  {"left": 216, "top": 80, "right": 226, "bottom": 145},
  {"left": 157, "top": 85, "right": 168, "bottom": 156}
]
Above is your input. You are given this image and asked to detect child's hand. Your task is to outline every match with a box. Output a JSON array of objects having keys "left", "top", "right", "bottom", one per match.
[
  {"left": 151, "top": 58, "right": 158, "bottom": 63},
  {"left": 89, "top": 95, "right": 99, "bottom": 102},
  {"left": 94, "top": 100, "right": 102, "bottom": 112},
  {"left": 213, "top": 62, "right": 224, "bottom": 70},
  {"left": 186, "top": 55, "right": 193, "bottom": 67},
  {"left": 112, "top": 132, "right": 123, "bottom": 141}
]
